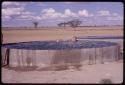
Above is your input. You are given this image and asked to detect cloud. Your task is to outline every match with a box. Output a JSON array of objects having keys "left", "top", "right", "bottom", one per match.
[
  {"left": 78, "top": 9, "right": 94, "bottom": 17},
  {"left": 63, "top": 2, "right": 73, "bottom": 4},
  {"left": 16, "top": 15, "right": 33, "bottom": 20},
  {"left": 21, "top": 11, "right": 33, "bottom": 15},
  {"left": 2, "top": 3, "right": 122, "bottom": 24},
  {"left": 42, "top": 8, "right": 55, "bottom": 13},
  {"left": 96, "top": 10, "right": 123, "bottom": 21},
  {"left": 78, "top": 9, "right": 89, "bottom": 17},
  {"left": 2, "top": 2, "right": 20, "bottom": 6},
  {"left": 97, "top": 10, "right": 111, "bottom": 16},
  {"left": 2, "top": 2, "right": 35, "bottom": 21},
  {"left": 112, "top": 13, "right": 119, "bottom": 16},
  {"left": 2, "top": 2, "right": 24, "bottom": 20},
  {"left": 64, "top": 9, "right": 77, "bottom": 17},
  {"left": 16, "top": 11, "right": 36, "bottom": 20},
  {"left": 41, "top": 8, "right": 65, "bottom": 19},
  {"left": 2, "top": 6, "right": 25, "bottom": 20},
  {"left": 2, "top": 2, "right": 94, "bottom": 21},
  {"left": 107, "top": 15, "right": 123, "bottom": 21},
  {"left": 2, "top": 7, "right": 24, "bottom": 15},
  {"left": 2, "top": 5, "right": 38, "bottom": 21},
  {"left": 2, "top": 1, "right": 26, "bottom": 9},
  {"left": 41, "top": 8, "right": 94, "bottom": 20},
  {"left": 2, "top": 14, "right": 11, "bottom": 20},
  {"left": 41, "top": 8, "right": 78, "bottom": 19},
  {"left": 15, "top": 10, "right": 39, "bottom": 20}
]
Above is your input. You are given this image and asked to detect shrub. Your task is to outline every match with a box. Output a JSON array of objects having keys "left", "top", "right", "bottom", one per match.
[{"left": 100, "top": 78, "right": 113, "bottom": 84}]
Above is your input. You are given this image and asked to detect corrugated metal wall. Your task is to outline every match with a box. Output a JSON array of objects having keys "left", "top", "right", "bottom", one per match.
[{"left": 2, "top": 45, "right": 121, "bottom": 68}]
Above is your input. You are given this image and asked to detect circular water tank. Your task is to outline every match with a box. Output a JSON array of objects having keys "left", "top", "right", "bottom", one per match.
[{"left": 2, "top": 40, "right": 120, "bottom": 68}]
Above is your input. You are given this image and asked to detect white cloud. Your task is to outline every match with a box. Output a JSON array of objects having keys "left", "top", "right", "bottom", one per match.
[
  {"left": 2, "top": 15, "right": 11, "bottom": 20},
  {"left": 21, "top": 11, "right": 34, "bottom": 15},
  {"left": 16, "top": 15, "right": 42, "bottom": 21},
  {"left": 3, "top": 3, "right": 122, "bottom": 24},
  {"left": 97, "top": 10, "right": 111, "bottom": 16},
  {"left": 2, "top": 2, "right": 35, "bottom": 21},
  {"left": 2, "top": 7, "right": 25, "bottom": 20},
  {"left": 2, "top": 2, "right": 20, "bottom": 6},
  {"left": 89, "top": 14, "right": 94, "bottom": 17},
  {"left": 78, "top": 9, "right": 89, "bottom": 16},
  {"left": 107, "top": 15, "right": 123, "bottom": 21},
  {"left": 78, "top": 9, "right": 94, "bottom": 17},
  {"left": 41, "top": 8, "right": 66, "bottom": 19},
  {"left": 64, "top": 9, "right": 77, "bottom": 17},
  {"left": 42, "top": 8, "right": 55, "bottom": 13},
  {"left": 16, "top": 15, "right": 33, "bottom": 20},
  {"left": 2, "top": 2, "right": 25, "bottom": 20},
  {"left": 112, "top": 13, "right": 118, "bottom": 16},
  {"left": 15, "top": 11, "right": 37, "bottom": 20},
  {"left": 96, "top": 10, "right": 123, "bottom": 21},
  {"left": 41, "top": 8, "right": 78, "bottom": 20},
  {"left": 35, "top": 16, "right": 42, "bottom": 20},
  {"left": 2, "top": 7, "right": 24, "bottom": 15},
  {"left": 2, "top": 2, "right": 26, "bottom": 9},
  {"left": 41, "top": 8, "right": 94, "bottom": 20},
  {"left": 2, "top": 6, "right": 38, "bottom": 21}
]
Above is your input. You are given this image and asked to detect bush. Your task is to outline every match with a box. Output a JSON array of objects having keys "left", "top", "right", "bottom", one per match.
[{"left": 100, "top": 78, "right": 113, "bottom": 84}]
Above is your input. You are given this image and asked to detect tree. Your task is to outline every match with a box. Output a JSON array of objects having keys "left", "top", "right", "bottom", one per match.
[
  {"left": 33, "top": 21, "right": 38, "bottom": 28},
  {"left": 58, "top": 22, "right": 67, "bottom": 27},
  {"left": 68, "top": 19, "right": 82, "bottom": 28},
  {"left": 57, "top": 19, "right": 82, "bottom": 28}
]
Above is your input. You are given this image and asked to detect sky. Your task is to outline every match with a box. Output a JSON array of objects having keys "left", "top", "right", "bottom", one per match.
[{"left": 2, "top": 2, "right": 124, "bottom": 27}]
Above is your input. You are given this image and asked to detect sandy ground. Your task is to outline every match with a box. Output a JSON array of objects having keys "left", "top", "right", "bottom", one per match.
[
  {"left": 2, "top": 27, "right": 123, "bottom": 44},
  {"left": 2, "top": 60, "right": 123, "bottom": 84},
  {"left": 1, "top": 27, "right": 123, "bottom": 84}
]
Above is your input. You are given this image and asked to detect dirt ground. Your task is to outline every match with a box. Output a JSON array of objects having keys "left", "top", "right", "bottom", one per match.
[
  {"left": 2, "top": 60, "right": 123, "bottom": 83},
  {"left": 2, "top": 27, "right": 123, "bottom": 44},
  {"left": 1, "top": 26, "right": 123, "bottom": 84}
]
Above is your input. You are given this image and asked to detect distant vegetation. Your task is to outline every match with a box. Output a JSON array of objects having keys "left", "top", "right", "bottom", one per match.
[
  {"left": 58, "top": 19, "right": 82, "bottom": 28},
  {"left": 2, "top": 24, "right": 123, "bottom": 30},
  {"left": 32, "top": 21, "right": 38, "bottom": 28}
]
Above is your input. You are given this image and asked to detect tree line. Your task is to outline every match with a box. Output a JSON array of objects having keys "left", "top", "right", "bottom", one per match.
[{"left": 32, "top": 19, "right": 82, "bottom": 28}]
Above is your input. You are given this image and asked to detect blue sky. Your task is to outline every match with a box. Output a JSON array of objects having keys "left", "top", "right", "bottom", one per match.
[{"left": 2, "top": 2, "right": 123, "bottom": 27}]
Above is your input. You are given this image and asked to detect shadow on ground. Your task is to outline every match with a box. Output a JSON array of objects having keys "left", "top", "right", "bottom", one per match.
[{"left": 2, "top": 64, "right": 82, "bottom": 72}]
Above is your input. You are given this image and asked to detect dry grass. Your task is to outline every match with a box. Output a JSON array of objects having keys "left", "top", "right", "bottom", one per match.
[{"left": 2, "top": 27, "right": 123, "bottom": 44}]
